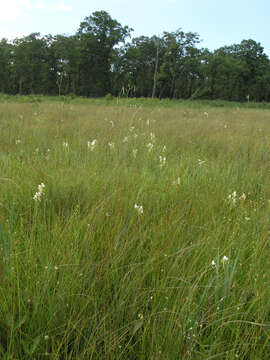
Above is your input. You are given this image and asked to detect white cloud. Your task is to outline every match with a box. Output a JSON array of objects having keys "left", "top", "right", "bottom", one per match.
[
  {"left": 34, "top": 1, "right": 72, "bottom": 12},
  {"left": 0, "top": 28, "right": 27, "bottom": 41},
  {"left": 0, "top": 0, "right": 73, "bottom": 40},
  {"left": 0, "top": 0, "right": 72, "bottom": 22},
  {"left": 0, "top": 0, "right": 32, "bottom": 21},
  {"left": 55, "top": 3, "right": 72, "bottom": 11}
]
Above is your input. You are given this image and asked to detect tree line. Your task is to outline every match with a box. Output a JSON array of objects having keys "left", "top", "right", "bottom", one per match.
[{"left": 1, "top": 10, "right": 270, "bottom": 101}]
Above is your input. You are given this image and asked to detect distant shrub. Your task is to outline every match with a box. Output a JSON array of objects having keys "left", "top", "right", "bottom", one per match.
[
  {"left": 104, "top": 93, "right": 114, "bottom": 101},
  {"left": 59, "top": 95, "right": 74, "bottom": 104}
]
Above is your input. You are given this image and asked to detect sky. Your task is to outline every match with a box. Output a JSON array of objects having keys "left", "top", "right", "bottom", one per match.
[{"left": 0, "top": 0, "right": 269, "bottom": 56}]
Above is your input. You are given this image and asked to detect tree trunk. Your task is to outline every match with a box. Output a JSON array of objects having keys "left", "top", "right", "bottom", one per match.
[
  {"left": 152, "top": 39, "right": 160, "bottom": 99},
  {"left": 19, "top": 77, "right": 23, "bottom": 95}
]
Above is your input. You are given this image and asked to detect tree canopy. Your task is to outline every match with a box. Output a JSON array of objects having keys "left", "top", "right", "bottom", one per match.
[{"left": 0, "top": 10, "right": 270, "bottom": 101}]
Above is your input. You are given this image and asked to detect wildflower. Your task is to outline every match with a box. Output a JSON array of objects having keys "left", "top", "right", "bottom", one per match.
[
  {"left": 245, "top": 217, "right": 250, "bottom": 221},
  {"left": 211, "top": 260, "right": 216, "bottom": 267},
  {"left": 198, "top": 159, "right": 206, "bottom": 166},
  {"left": 88, "top": 139, "right": 97, "bottom": 151},
  {"left": 222, "top": 256, "right": 229, "bottom": 264},
  {"left": 133, "top": 133, "right": 138, "bottom": 139},
  {"left": 228, "top": 191, "right": 246, "bottom": 205},
  {"left": 38, "top": 183, "right": 45, "bottom": 192},
  {"left": 146, "top": 143, "right": 154, "bottom": 152},
  {"left": 129, "top": 126, "right": 135, "bottom": 132},
  {"left": 146, "top": 119, "right": 150, "bottom": 126},
  {"left": 134, "top": 203, "right": 143, "bottom": 215},
  {"left": 26, "top": 298, "right": 31, "bottom": 306},
  {"left": 123, "top": 136, "right": 129, "bottom": 143},
  {"left": 110, "top": 120, "right": 114, "bottom": 127},
  {"left": 133, "top": 149, "right": 138, "bottom": 158},
  {"left": 228, "top": 191, "right": 237, "bottom": 205},
  {"left": 44, "top": 335, "right": 49, "bottom": 341},
  {"left": 159, "top": 156, "right": 166, "bottom": 168},
  {"left": 63, "top": 141, "right": 69, "bottom": 148},
  {"left": 108, "top": 142, "right": 115, "bottom": 149},
  {"left": 150, "top": 132, "right": 156, "bottom": 142},
  {"left": 33, "top": 183, "right": 45, "bottom": 201},
  {"left": 15, "top": 139, "right": 21, "bottom": 145},
  {"left": 203, "top": 112, "right": 209, "bottom": 118},
  {"left": 240, "top": 193, "right": 246, "bottom": 200},
  {"left": 162, "top": 145, "right": 167, "bottom": 152}
]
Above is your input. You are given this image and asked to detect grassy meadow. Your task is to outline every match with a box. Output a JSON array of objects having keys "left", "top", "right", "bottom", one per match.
[{"left": 1, "top": 98, "right": 270, "bottom": 359}]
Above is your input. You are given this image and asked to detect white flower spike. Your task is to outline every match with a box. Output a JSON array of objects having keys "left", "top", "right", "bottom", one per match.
[
  {"left": 88, "top": 139, "right": 97, "bottom": 151},
  {"left": 134, "top": 203, "right": 143, "bottom": 215},
  {"left": 33, "top": 183, "right": 45, "bottom": 201}
]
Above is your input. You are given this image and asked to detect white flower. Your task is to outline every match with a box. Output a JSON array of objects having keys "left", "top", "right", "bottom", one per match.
[
  {"left": 146, "top": 119, "right": 150, "bottom": 126},
  {"left": 88, "top": 139, "right": 97, "bottom": 151},
  {"left": 63, "top": 142, "right": 69, "bottom": 148},
  {"left": 159, "top": 156, "right": 166, "bottom": 168},
  {"left": 221, "top": 256, "right": 229, "bottom": 264},
  {"left": 211, "top": 260, "right": 216, "bottom": 266},
  {"left": 228, "top": 191, "right": 237, "bottom": 205},
  {"left": 204, "top": 112, "right": 209, "bottom": 118},
  {"left": 146, "top": 143, "right": 154, "bottom": 152},
  {"left": 228, "top": 191, "right": 246, "bottom": 205},
  {"left": 134, "top": 203, "right": 143, "bottom": 215},
  {"left": 129, "top": 126, "right": 135, "bottom": 132},
  {"left": 150, "top": 132, "right": 156, "bottom": 142},
  {"left": 38, "top": 183, "right": 45, "bottom": 192},
  {"left": 123, "top": 136, "right": 129, "bottom": 143},
  {"left": 133, "top": 133, "right": 138, "bottom": 139},
  {"left": 162, "top": 145, "right": 167, "bottom": 152},
  {"left": 33, "top": 183, "right": 45, "bottom": 201},
  {"left": 110, "top": 120, "right": 114, "bottom": 127},
  {"left": 133, "top": 149, "right": 138, "bottom": 158},
  {"left": 240, "top": 193, "right": 246, "bottom": 200},
  {"left": 198, "top": 159, "right": 206, "bottom": 166},
  {"left": 33, "top": 193, "right": 40, "bottom": 201},
  {"left": 108, "top": 142, "right": 115, "bottom": 149},
  {"left": 15, "top": 139, "right": 21, "bottom": 145}
]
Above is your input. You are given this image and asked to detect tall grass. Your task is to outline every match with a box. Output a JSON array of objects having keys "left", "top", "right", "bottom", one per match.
[{"left": 0, "top": 101, "right": 270, "bottom": 358}]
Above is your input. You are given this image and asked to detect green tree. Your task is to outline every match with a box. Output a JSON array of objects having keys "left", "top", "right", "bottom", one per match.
[
  {"left": 12, "top": 33, "right": 48, "bottom": 94},
  {"left": 0, "top": 39, "right": 13, "bottom": 93},
  {"left": 117, "top": 36, "right": 162, "bottom": 97},
  {"left": 213, "top": 40, "right": 269, "bottom": 101},
  {"left": 47, "top": 35, "right": 80, "bottom": 95},
  {"left": 157, "top": 30, "right": 201, "bottom": 98},
  {"left": 77, "top": 11, "right": 132, "bottom": 97}
]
